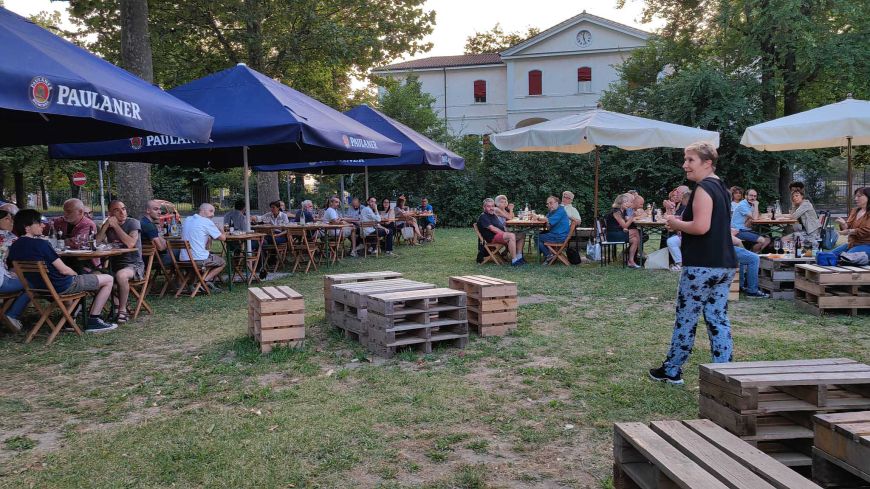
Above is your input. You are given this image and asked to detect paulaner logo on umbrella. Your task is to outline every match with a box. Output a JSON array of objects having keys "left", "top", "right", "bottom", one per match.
[
  {"left": 29, "top": 76, "right": 52, "bottom": 109},
  {"left": 342, "top": 135, "right": 378, "bottom": 149},
  {"left": 130, "top": 137, "right": 143, "bottom": 150}
]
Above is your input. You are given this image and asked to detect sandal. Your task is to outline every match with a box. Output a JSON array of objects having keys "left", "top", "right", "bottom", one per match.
[{"left": 116, "top": 311, "right": 129, "bottom": 324}]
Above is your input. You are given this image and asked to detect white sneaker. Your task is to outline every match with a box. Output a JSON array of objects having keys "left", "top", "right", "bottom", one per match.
[
  {"left": 349, "top": 250, "right": 358, "bottom": 257},
  {"left": 6, "top": 316, "right": 22, "bottom": 333},
  {"left": 354, "top": 244, "right": 365, "bottom": 252},
  {"left": 385, "top": 251, "right": 397, "bottom": 257}
]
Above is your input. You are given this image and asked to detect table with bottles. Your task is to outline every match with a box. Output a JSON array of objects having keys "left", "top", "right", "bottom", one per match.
[{"left": 505, "top": 215, "right": 548, "bottom": 255}]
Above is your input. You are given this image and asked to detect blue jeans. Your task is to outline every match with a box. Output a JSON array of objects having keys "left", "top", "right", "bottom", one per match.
[
  {"left": 663, "top": 267, "right": 735, "bottom": 377},
  {"left": 831, "top": 243, "right": 870, "bottom": 257},
  {"left": 536, "top": 232, "right": 567, "bottom": 257},
  {"left": 734, "top": 247, "right": 760, "bottom": 294},
  {"left": 0, "top": 275, "right": 30, "bottom": 319}
]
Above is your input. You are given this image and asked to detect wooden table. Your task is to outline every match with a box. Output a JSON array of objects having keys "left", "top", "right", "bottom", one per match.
[
  {"left": 505, "top": 219, "right": 548, "bottom": 255},
  {"left": 758, "top": 255, "right": 816, "bottom": 299},
  {"left": 752, "top": 218, "right": 797, "bottom": 237},
  {"left": 222, "top": 232, "right": 265, "bottom": 290},
  {"left": 633, "top": 220, "right": 668, "bottom": 262},
  {"left": 58, "top": 247, "right": 139, "bottom": 324}
]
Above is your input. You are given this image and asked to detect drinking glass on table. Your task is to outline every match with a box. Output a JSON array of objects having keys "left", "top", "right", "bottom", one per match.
[{"left": 773, "top": 239, "right": 781, "bottom": 255}]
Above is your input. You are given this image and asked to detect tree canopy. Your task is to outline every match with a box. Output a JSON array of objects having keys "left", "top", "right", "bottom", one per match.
[{"left": 464, "top": 23, "right": 540, "bottom": 54}]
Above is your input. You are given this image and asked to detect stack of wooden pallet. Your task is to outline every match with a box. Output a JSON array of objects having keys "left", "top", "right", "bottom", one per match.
[
  {"left": 812, "top": 411, "right": 870, "bottom": 488},
  {"left": 759, "top": 255, "right": 816, "bottom": 299},
  {"left": 247, "top": 286, "right": 305, "bottom": 353},
  {"left": 323, "top": 271, "right": 403, "bottom": 316},
  {"left": 613, "top": 419, "right": 821, "bottom": 489},
  {"left": 365, "top": 288, "right": 468, "bottom": 358},
  {"left": 699, "top": 358, "right": 870, "bottom": 469},
  {"left": 794, "top": 264, "right": 870, "bottom": 315},
  {"left": 730, "top": 269, "right": 740, "bottom": 301},
  {"left": 448, "top": 275, "right": 517, "bottom": 336},
  {"left": 329, "top": 279, "right": 434, "bottom": 345}
]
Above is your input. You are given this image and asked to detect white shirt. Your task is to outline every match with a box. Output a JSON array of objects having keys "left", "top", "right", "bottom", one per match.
[
  {"left": 180, "top": 214, "right": 221, "bottom": 261},
  {"left": 323, "top": 207, "right": 340, "bottom": 223},
  {"left": 257, "top": 211, "right": 290, "bottom": 226},
  {"left": 360, "top": 206, "right": 381, "bottom": 235}
]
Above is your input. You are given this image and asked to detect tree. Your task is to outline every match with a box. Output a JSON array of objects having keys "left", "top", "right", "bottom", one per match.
[
  {"left": 115, "top": 0, "right": 154, "bottom": 216},
  {"left": 464, "top": 23, "right": 540, "bottom": 54},
  {"left": 378, "top": 75, "right": 448, "bottom": 142}
]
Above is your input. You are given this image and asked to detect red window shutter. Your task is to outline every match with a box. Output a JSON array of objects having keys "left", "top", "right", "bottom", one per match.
[
  {"left": 578, "top": 67, "right": 592, "bottom": 82},
  {"left": 473, "top": 80, "right": 486, "bottom": 98},
  {"left": 528, "top": 70, "right": 542, "bottom": 95}
]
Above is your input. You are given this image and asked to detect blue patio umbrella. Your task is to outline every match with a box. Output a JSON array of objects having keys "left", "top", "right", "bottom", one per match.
[
  {"left": 0, "top": 7, "right": 213, "bottom": 146},
  {"left": 254, "top": 104, "right": 463, "bottom": 197},
  {"left": 50, "top": 64, "right": 401, "bottom": 220}
]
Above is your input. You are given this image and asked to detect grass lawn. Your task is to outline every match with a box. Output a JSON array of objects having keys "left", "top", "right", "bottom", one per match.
[{"left": 0, "top": 228, "right": 867, "bottom": 488}]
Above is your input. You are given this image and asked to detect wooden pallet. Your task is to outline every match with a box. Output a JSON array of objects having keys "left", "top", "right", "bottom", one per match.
[
  {"left": 699, "top": 358, "right": 870, "bottom": 467},
  {"left": 329, "top": 279, "right": 434, "bottom": 344},
  {"left": 448, "top": 275, "right": 518, "bottom": 336},
  {"left": 613, "top": 419, "right": 821, "bottom": 489},
  {"left": 730, "top": 269, "right": 740, "bottom": 301},
  {"left": 248, "top": 286, "right": 305, "bottom": 353},
  {"left": 812, "top": 411, "right": 870, "bottom": 487},
  {"left": 323, "top": 271, "right": 402, "bottom": 314},
  {"left": 794, "top": 264, "right": 870, "bottom": 315},
  {"left": 365, "top": 288, "right": 469, "bottom": 358},
  {"left": 759, "top": 256, "right": 816, "bottom": 299}
]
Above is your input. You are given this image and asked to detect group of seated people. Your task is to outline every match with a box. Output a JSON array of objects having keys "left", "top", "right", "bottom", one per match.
[{"left": 476, "top": 191, "right": 582, "bottom": 266}]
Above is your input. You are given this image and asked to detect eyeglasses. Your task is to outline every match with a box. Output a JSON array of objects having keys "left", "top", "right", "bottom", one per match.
[{"left": 150, "top": 207, "right": 161, "bottom": 211}]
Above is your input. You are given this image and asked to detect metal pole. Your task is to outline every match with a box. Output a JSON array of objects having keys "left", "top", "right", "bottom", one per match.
[
  {"left": 847, "top": 136, "right": 853, "bottom": 213},
  {"left": 593, "top": 147, "right": 600, "bottom": 222},
  {"left": 98, "top": 160, "right": 107, "bottom": 222},
  {"left": 243, "top": 147, "right": 252, "bottom": 254},
  {"left": 365, "top": 166, "right": 369, "bottom": 200},
  {"left": 340, "top": 175, "right": 346, "bottom": 211},
  {"left": 285, "top": 171, "right": 291, "bottom": 206}
]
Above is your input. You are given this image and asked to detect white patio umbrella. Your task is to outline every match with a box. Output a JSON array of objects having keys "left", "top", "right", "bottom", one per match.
[
  {"left": 740, "top": 96, "right": 870, "bottom": 210},
  {"left": 490, "top": 107, "right": 720, "bottom": 219}
]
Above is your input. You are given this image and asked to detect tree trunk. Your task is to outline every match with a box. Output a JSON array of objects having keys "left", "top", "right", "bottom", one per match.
[
  {"left": 778, "top": 48, "right": 800, "bottom": 209},
  {"left": 256, "top": 172, "right": 280, "bottom": 213},
  {"left": 39, "top": 177, "right": 49, "bottom": 211},
  {"left": 116, "top": 0, "right": 154, "bottom": 216},
  {"left": 13, "top": 171, "right": 25, "bottom": 209}
]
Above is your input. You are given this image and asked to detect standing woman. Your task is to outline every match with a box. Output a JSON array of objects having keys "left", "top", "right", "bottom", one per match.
[{"left": 649, "top": 142, "right": 737, "bottom": 385}]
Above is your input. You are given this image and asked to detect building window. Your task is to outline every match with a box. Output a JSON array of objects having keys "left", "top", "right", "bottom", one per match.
[
  {"left": 528, "top": 70, "right": 542, "bottom": 96},
  {"left": 473, "top": 80, "right": 487, "bottom": 103},
  {"left": 577, "top": 67, "right": 592, "bottom": 93}
]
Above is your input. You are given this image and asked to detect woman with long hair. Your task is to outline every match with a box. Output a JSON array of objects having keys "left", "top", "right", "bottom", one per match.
[
  {"left": 832, "top": 187, "right": 870, "bottom": 257},
  {"left": 604, "top": 193, "right": 640, "bottom": 268},
  {"left": 649, "top": 142, "right": 737, "bottom": 385}
]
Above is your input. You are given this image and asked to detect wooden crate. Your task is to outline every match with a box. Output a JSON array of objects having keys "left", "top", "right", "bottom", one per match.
[
  {"left": 812, "top": 411, "right": 870, "bottom": 487},
  {"left": 448, "top": 275, "right": 517, "bottom": 336},
  {"left": 366, "top": 288, "right": 469, "bottom": 358},
  {"left": 699, "top": 358, "right": 870, "bottom": 467},
  {"left": 730, "top": 269, "right": 740, "bottom": 301},
  {"left": 323, "top": 271, "right": 402, "bottom": 314},
  {"left": 759, "top": 256, "right": 816, "bottom": 299},
  {"left": 248, "top": 286, "right": 305, "bottom": 353},
  {"left": 329, "top": 279, "right": 434, "bottom": 344},
  {"left": 613, "top": 419, "right": 821, "bottom": 489},
  {"left": 795, "top": 264, "right": 870, "bottom": 316}
]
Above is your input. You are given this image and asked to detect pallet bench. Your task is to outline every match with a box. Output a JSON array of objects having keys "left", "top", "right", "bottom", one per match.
[
  {"left": 323, "top": 271, "right": 403, "bottom": 315},
  {"left": 613, "top": 419, "right": 821, "bottom": 489},
  {"left": 448, "top": 275, "right": 517, "bottom": 336},
  {"left": 730, "top": 269, "right": 740, "bottom": 301},
  {"left": 700, "top": 358, "right": 870, "bottom": 467},
  {"left": 366, "top": 288, "right": 468, "bottom": 358},
  {"left": 329, "top": 279, "right": 434, "bottom": 345},
  {"left": 759, "top": 256, "right": 816, "bottom": 299},
  {"left": 248, "top": 286, "right": 305, "bottom": 353},
  {"left": 794, "top": 264, "right": 870, "bottom": 316},
  {"left": 812, "top": 411, "right": 870, "bottom": 488}
]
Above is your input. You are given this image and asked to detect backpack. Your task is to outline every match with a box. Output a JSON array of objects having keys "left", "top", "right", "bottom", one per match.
[
  {"left": 566, "top": 247, "right": 583, "bottom": 265},
  {"left": 819, "top": 211, "right": 838, "bottom": 250}
]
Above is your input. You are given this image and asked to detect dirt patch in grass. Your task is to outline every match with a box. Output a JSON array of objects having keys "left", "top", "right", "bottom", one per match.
[{"left": 519, "top": 294, "right": 557, "bottom": 306}]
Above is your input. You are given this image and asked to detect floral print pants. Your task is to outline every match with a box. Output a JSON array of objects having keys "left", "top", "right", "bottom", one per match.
[{"left": 663, "top": 267, "right": 735, "bottom": 377}]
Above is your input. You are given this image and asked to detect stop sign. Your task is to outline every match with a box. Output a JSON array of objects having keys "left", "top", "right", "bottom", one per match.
[{"left": 72, "top": 172, "right": 87, "bottom": 187}]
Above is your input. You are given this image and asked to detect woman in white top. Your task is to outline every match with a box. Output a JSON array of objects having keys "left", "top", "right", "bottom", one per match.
[
  {"left": 0, "top": 209, "right": 30, "bottom": 332},
  {"left": 394, "top": 196, "right": 423, "bottom": 244}
]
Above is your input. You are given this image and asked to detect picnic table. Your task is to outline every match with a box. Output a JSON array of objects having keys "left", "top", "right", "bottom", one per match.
[
  {"left": 505, "top": 218, "right": 548, "bottom": 255},
  {"left": 58, "top": 247, "right": 139, "bottom": 324},
  {"left": 633, "top": 219, "right": 667, "bottom": 262},
  {"left": 752, "top": 216, "right": 797, "bottom": 237},
  {"left": 221, "top": 232, "right": 265, "bottom": 290}
]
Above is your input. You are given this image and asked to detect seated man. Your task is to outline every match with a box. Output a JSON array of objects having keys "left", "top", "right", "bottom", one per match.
[
  {"left": 536, "top": 196, "right": 570, "bottom": 264},
  {"left": 731, "top": 188, "right": 769, "bottom": 252},
  {"left": 179, "top": 203, "right": 226, "bottom": 290},
  {"left": 561, "top": 191, "right": 581, "bottom": 223},
  {"left": 223, "top": 199, "right": 248, "bottom": 232},
  {"left": 96, "top": 200, "right": 145, "bottom": 323},
  {"left": 9, "top": 209, "right": 116, "bottom": 332},
  {"left": 52, "top": 198, "right": 97, "bottom": 248},
  {"left": 294, "top": 200, "right": 315, "bottom": 223},
  {"left": 360, "top": 196, "right": 395, "bottom": 256},
  {"left": 322, "top": 196, "right": 357, "bottom": 254},
  {"left": 731, "top": 228, "right": 768, "bottom": 298},
  {"left": 343, "top": 197, "right": 364, "bottom": 253},
  {"left": 418, "top": 197, "right": 436, "bottom": 241},
  {"left": 478, "top": 198, "right": 524, "bottom": 266},
  {"left": 140, "top": 199, "right": 179, "bottom": 268}
]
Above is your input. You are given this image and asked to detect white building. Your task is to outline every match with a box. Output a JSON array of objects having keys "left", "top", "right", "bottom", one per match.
[{"left": 371, "top": 11, "right": 650, "bottom": 136}]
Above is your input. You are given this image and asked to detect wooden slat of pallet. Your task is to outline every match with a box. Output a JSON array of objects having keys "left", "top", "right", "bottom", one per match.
[
  {"left": 475, "top": 323, "right": 517, "bottom": 337},
  {"left": 332, "top": 280, "right": 435, "bottom": 307},
  {"left": 812, "top": 447, "right": 870, "bottom": 487},
  {"left": 249, "top": 308, "right": 305, "bottom": 329},
  {"left": 682, "top": 419, "right": 820, "bottom": 489},
  {"left": 249, "top": 286, "right": 304, "bottom": 314},
  {"left": 730, "top": 371, "right": 870, "bottom": 389},
  {"left": 259, "top": 326, "right": 305, "bottom": 342},
  {"left": 466, "top": 296, "right": 519, "bottom": 312},
  {"left": 706, "top": 363, "right": 870, "bottom": 381},
  {"left": 365, "top": 288, "right": 466, "bottom": 316},
  {"left": 259, "top": 339, "right": 303, "bottom": 353},
  {"left": 466, "top": 308, "right": 517, "bottom": 325},
  {"left": 613, "top": 422, "right": 731, "bottom": 489},
  {"left": 795, "top": 264, "right": 870, "bottom": 285},
  {"left": 324, "top": 272, "right": 402, "bottom": 313},
  {"left": 448, "top": 275, "right": 517, "bottom": 298},
  {"left": 699, "top": 395, "right": 816, "bottom": 439}
]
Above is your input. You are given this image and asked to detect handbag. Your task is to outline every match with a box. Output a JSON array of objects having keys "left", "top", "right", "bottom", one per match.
[
  {"left": 586, "top": 241, "right": 601, "bottom": 262},
  {"left": 401, "top": 226, "right": 415, "bottom": 240}
]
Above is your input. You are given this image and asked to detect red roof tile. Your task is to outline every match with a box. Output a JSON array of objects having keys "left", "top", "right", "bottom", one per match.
[{"left": 375, "top": 53, "right": 503, "bottom": 72}]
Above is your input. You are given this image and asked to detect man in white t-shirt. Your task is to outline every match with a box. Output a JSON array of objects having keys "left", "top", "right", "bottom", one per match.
[
  {"left": 322, "top": 196, "right": 357, "bottom": 253},
  {"left": 180, "top": 203, "right": 226, "bottom": 286}
]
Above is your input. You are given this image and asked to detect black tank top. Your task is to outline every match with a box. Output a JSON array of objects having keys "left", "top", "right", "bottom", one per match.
[{"left": 681, "top": 176, "right": 737, "bottom": 268}]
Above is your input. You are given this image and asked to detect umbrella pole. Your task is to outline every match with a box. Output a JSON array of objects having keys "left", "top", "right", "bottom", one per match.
[
  {"left": 593, "top": 147, "right": 600, "bottom": 223},
  {"left": 847, "top": 136, "right": 853, "bottom": 212},
  {"left": 243, "top": 146, "right": 252, "bottom": 251},
  {"left": 365, "top": 166, "right": 369, "bottom": 200},
  {"left": 340, "top": 175, "right": 346, "bottom": 212},
  {"left": 98, "top": 161, "right": 107, "bottom": 222}
]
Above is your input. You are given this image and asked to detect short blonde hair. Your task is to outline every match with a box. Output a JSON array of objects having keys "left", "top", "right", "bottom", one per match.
[
  {"left": 562, "top": 191, "right": 574, "bottom": 200},
  {"left": 494, "top": 195, "right": 507, "bottom": 204},
  {"left": 612, "top": 194, "right": 631, "bottom": 209},
  {"left": 685, "top": 141, "right": 718, "bottom": 165}
]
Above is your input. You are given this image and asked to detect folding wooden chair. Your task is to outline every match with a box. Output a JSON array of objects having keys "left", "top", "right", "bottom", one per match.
[
  {"left": 543, "top": 221, "right": 578, "bottom": 265},
  {"left": 473, "top": 223, "right": 506, "bottom": 265},
  {"left": 148, "top": 244, "right": 177, "bottom": 297},
  {"left": 596, "top": 218, "right": 627, "bottom": 267},
  {"left": 228, "top": 235, "right": 263, "bottom": 285},
  {"left": 360, "top": 221, "right": 385, "bottom": 257},
  {"left": 166, "top": 239, "right": 211, "bottom": 297},
  {"left": 0, "top": 292, "right": 22, "bottom": 333},
  {"left": 126, "top": 243, "right": 156, "bottom": 320},
  {"left": 261, "top": 232, "right": 289, "bottom": 273},
  {"left": 320, "top": 226, "right": 347, "bottom": 265},
  {"left": 287, "top": 227, "right": 318, "bottom": 273},
  {"left": 13, "top": 260, "right": 88, "bottom": 345}
]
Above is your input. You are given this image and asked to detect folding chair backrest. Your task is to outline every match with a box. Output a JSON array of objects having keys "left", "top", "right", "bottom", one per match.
[
  {"left": 472, "top": 223, "right": 487, "bottom": 245},
  {"left": 595, "top": 217, "right": 606, "bottom": 242},
  {"left": 12, "top": 260, "right": 56, "bottom": 296},
  {"left": 139, "top": 243, "right": 157, "bottom": 282}
]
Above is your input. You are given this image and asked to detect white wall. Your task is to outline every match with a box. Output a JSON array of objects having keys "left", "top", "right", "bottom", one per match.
[{"left": 515, "top": 20, "right": 647, "bottom": 57}]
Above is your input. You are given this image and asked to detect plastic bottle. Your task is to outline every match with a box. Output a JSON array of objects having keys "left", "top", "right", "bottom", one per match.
[
  {"left": 300, "top": 210, "right": 306, "bottom": 225},
  {"left": 170, "top": 216, "right": 178, "bottom": 236},
  {"left": 795, "top": 236, "right": 802, "bottom": 258},
  {"left": 774, "top": 201, "right": 781, "bottom": 218}
]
